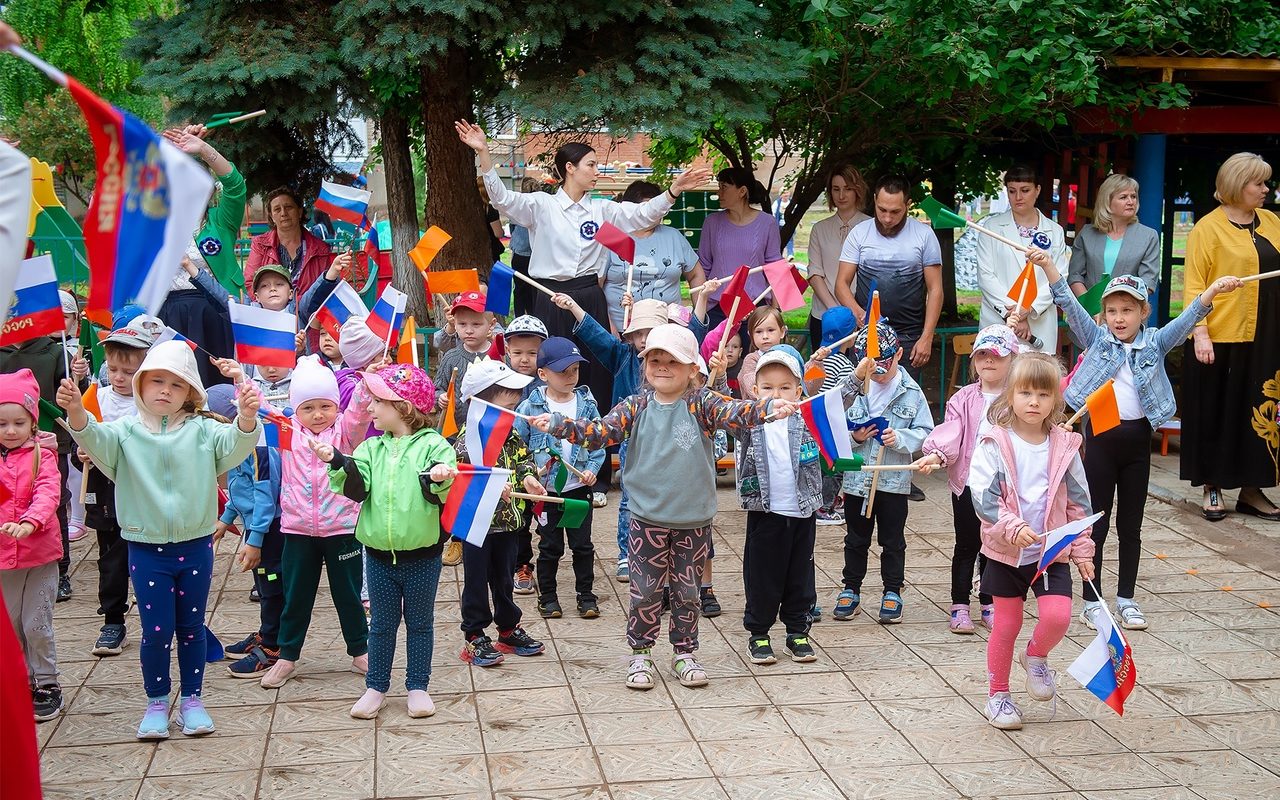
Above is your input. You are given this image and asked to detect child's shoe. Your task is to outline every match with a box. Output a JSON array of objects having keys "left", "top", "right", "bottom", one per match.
[
  {"left": 407, "top": 689, "right": 435, "bottom": 718},
  {"left": 1117, "top": 599, "right": 1148, "bottom": 630},
  {"left": 671, "top": 653, "right": 709, "bottom": 688},
  {"left": 1079, "top": 601, "right": 1104, "bottom": 631},
  {"left": 223, "top": 632, "right": 263, "bottom": 659},
  {"left": 785, "top": 635, "right": 817, "bottom": 663},
  {"left": 832, "top": 590, "right": 860, "bottom": 620},
  {"left": 92, "top": 624, "right": 127, "bottom": 657},
  {"left": 351, "top": 653, "right": 369, "bottom": 675},
  {"left": 577, "top": 599, "right": 600, "bottom": 619},
  {"left": 808, "top": 603, "right": 822, "bottom": 624},
  {"left": 980, "top": 604, "right": 995, "bottom": 630},
  {"left": 700, "top": 586, "right": 721, "bottom": 618},
  {"left": 442, "top": 538, "right": 463, "bottom": 566},
  {"left": 985, "top": 691, "right": 1023, "bottom": 730},
  {"left": 1019, "top": 649, "right": 1057, "bottom": 702},
  {"left": 350, "top": 688, "right": 386, "bottom": 719},
  {"left": 496, "top": 626, "right": 545, "bottom": 656},
  {"left": 259, "top": 658, "right": 297, "bottom": 689},
  {"left": 626, "top": 651, "right": 655, "bottom": 690},
  {"left": 949, "top": 604, "right": 975, "bottom": 634},
  {"left": 748, "top": 637, "right": 776, "bottom": 665},
  {"left": 461, "top": 634, "right": 505, "bottom": 667},
  {"left": 32, "top": 685, "right": 63, "bottom": 722},
  {"left": 615, "top": 560, "right": 630, "bottom": 583},
  {"left": 68, "top": 524, "right": 88, "bottom": 542},
  {"left": 227, "top": 646, "right": 279, "bottom": 678},
  {"left": 878, "top": 592, "right": 904, "bottom": 624},
  {"left": 538, "top": 599, "right": 563, "bottom": 619},
  {"left": 177, "top": 694, "right": 215, "bottom": 736},
  {"left": 513, "top": 565, "right": 535, "bottom": 595},
  {"left": 136, "top": 698, "right": 171, "bottom": 740}
]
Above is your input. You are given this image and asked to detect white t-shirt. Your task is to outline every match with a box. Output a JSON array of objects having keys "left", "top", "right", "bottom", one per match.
[
  {"left": 547, "top": 395, "right": 584, "bottom": 492},
  {"left": 1011, "top": 432, "right": 1051, "bottom": 563},
  {"left": 838, "top": 217, "right": 942, "bottom": 340},
  {"left": 1112, "top": 344, "right": 1144, "bottom": 421},
  {"left": 866, "top": 371, "right": 902, "bottom": 418},
  {"left": 763, "top": 420, "right": 803, "bottom": 517},
  {"left": 978, "top": 390, "right": 1000, "bottom": 439}
]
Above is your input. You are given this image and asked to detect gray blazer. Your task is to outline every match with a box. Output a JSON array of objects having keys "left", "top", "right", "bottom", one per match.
[{"left": 1068, "top": 222, "right": 1160, "bottom": 290}]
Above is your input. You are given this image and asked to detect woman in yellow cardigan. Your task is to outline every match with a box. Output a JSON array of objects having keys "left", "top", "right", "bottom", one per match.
[{"left": 1182, "top": 152, "right": 1280, "bottom": 521}]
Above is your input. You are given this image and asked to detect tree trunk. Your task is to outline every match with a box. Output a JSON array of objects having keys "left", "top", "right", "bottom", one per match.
[
  {"left": 379, "top": 104, "right": 426, "bottom": 319},
  {"left": 930, "top": 167, "right": 958, "bottom": 320},
  {"left": 421, "top": 45, "right": 491, "bottom": 320}
]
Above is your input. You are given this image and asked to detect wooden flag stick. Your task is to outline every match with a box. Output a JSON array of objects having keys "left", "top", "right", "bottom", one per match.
[
  {"left": 752, "top": 286, "right": 773, "bottom": 305},
  {"left": 509, "top": 269, "right": 557, "bottom": 299},
  {"left": 1065, "top": 404, "right": 1088, "bottom": 428},
  {"left": 689, "top": 265, "right": 768, "bottom": 294},
  {"left": 1242, "top": 269, "right": 1280, "bottom": 284},
  {"left": 863, "top": 447, "right": 887, "bottom": 518},
  {"left": 78, "top": 461, "right": 92, "bottom": 503},
  {"left": 510, "top": 491, "right": 566, "bottom": 505},
  {"left": 623, "top": 263, "right": 635, "bottom": 330},
  {"left": 966, "top": 219, "right": 1030, "bottom": 254},
  {"left": 708, "top": 294, "right": 742, "bottom": 386},
  {"left": 205, "top": 109, "right": 266, "bottom": 129},
  {"left": 856, "top": 463, "right": 924, "bottom": 473}
]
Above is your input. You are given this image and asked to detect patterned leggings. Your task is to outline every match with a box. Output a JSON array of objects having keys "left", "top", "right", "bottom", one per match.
[{"left": 626, "top": 519, "right": 710, "bottom": 654}]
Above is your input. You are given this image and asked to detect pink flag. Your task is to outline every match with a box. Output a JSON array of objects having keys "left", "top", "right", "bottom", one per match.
[
  {"left": 762, "top": 260, "right": 806, "bottom": 311},
  {"left": 594, "top": 222, "right": 635, "bottom": 263}
]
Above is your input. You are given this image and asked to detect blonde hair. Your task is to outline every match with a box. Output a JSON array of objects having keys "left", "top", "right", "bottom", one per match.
[
  {"left": 1092, "top": 173, "right": 1139, "bottom": 233},
  {"left": 1214, "top": 152, "right": 1272, "bottom": 206},
  {"left": 827, "top": 162, "right": 869, "bottom": 212},
  {"left": 987, "top": 352, "right": 1066, "bottom": 429},
  {"left": 391, "top": 398, "right": 435, "bottom": 432},
  {"left": 744, "top": 306, "right": 786, "bottom": 353}
]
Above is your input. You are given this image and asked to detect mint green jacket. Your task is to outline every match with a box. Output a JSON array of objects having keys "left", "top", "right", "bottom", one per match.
[
  {"left": 330, "top": 429, "right": 457, "bottom": 558},
  {"left": 71, "top": 414, "right": 260, "bottom": 544}
]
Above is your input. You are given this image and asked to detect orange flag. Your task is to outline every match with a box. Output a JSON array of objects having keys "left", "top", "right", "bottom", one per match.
[
  {"left": 397, "top": 316, "right": 418, "bottom": 366},
  {"left": 440, "top": 371, "right": 459, "bottom": 439},
  {"left": 409, "top": 226, "right": 451, "bottom": 272},
  {"left": 1006, "top": 261, "right": 1038, "bottom": 311},
  {"left": 425, "top": 269, "right": 481, "bottom": 295},
  {"left": 1084, "top": 379, "right": 1121, "bottom": 435},
  {"left": 866, "top": 291, "right": 881, "bottom": 359},
  {"left": 82, "top": 383, "right": 102, "bottom": 422},
  {"left": 804, "top": 362, "right": 826, "bottom": 382}
]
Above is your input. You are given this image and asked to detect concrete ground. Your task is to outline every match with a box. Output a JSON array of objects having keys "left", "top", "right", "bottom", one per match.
[{"left": 34, "top": 457, "right": 1280, "bottom": 799}]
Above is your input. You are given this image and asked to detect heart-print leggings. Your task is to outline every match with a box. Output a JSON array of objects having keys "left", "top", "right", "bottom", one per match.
[
  {"left": 626, "top": 519, "right": 711, "bottom": 654},
  {"left": 128, "top": 536, "right": 214, "bottom": 700}
]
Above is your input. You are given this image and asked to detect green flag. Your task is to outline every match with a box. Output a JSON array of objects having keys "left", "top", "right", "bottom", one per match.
[
  {"left": 38, "top": 398, "right": 64, "bottom": 435},
  {"left": 1078, "top": 274, "right": 1111, "bottom": 317},
  {"left": 553, "top": 460, "right": 570, "bottom": 493},
  {"left": 821, "top": 454, "right": 864, "bottom": 475},
  {"left": 556, "top": 498, "right": 590, "bottom": 530},
  {"left": 79, "top": 317, "right": 104, "bottom": 374}
]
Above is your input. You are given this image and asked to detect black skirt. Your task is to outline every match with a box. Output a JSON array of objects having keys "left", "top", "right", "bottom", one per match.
[{"left": 530, "top": 275, "right": 616, "bottom": 414}]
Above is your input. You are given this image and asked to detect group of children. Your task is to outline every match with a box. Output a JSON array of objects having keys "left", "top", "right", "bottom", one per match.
[{"left": 0, "top": 246, "right": 1246, "bottom": 737}]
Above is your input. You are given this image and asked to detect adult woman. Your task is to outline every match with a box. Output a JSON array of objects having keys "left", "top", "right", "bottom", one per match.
[
  {"left": 245, "top": 187, "right": 335, "bottom": 302},
  {"left": 975, "top": 164, "right": 1067, "bottom": 353},
  {"left": 455, "top": 120, "right": 711, "bottom": 419},
  {"left": 1067, "top": 173, "right": 1160, "bottom": 297},
  {"left": 699, "top": 168, "right": 783, "bottom": 327},
  {"left": 601, "top": 181, "right": 707, "bottom": 332},
  {"left": 806, "top": 163, "right": 870, "bottom": 347},
  {"left": 1181, "top": 152, "right": 1280, "bottom": 521},
  {"left": 509, "top": 177, "right": 540, "bottom": 318}
]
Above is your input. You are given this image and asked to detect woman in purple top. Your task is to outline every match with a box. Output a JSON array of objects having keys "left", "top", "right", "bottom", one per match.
[{"left": 699, "top": 168, "right": 783, "bottom": 327}]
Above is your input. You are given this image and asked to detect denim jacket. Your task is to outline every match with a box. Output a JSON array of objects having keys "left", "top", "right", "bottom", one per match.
[
  {"left": 514, "top": 385, "right": 607, "bottom": 480},
  {"left": 843, "top": 370, "right": 935, "bottom": 497},
  {"left": 1050, "top": 277, "right": 1211, "bottom": 429}
]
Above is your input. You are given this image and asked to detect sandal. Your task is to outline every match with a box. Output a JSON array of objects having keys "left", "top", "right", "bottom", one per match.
[
  {"left": 672, "top": 653, "right": 709, "bottom": 688},
  {"left": 625, "top": 653, "right": 655, "bottom": 691},
  {"left": 1202, "top": 487, "right": 1227, "bottom": 522},
  {"left": 1117, "top": 602, "right": 1148, "bottom": 631}
]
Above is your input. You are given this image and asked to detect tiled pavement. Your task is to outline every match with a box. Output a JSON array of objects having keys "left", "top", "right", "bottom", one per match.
[{"left": 36, "top": 463, "right": 1280, "bottom": 799}]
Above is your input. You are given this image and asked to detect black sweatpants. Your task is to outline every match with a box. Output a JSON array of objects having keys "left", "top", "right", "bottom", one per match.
[
  {"left": 743, "top": 511, "right": 817, "bottom": 637},
  {"left": 95, "top": 523, "right": 130, "bottom": 625},
  {"left": 516, "top": 510, "right": 534, "bottom": 572},
  {"left": 843, "top": 492, "right": 908, "bottom": 594},
  {"left": 536, "top": 486, "right": 596, "bottom": 604},
  {"left": 951, "top": 489, "right": 992, "bottom": 606},
  {"left": 460, "top": 529, "right": 522, "bottom": 636},
  {"left": 1081, "top": 418, "right": 1150, "bottom": 602},
  {"left": 57, "top": 453, "right": 70, "bottom": 578},
  {"left": 254, "top": 518, "right": 285, "bottom": 650}
]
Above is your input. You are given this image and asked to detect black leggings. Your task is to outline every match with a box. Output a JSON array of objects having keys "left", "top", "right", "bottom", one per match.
[
  {"left": 1081, "top": 418, "right": 1150, "bottom": 602},
  {"left": 951, "top": 489, "right": 991, "bottom": 606}
]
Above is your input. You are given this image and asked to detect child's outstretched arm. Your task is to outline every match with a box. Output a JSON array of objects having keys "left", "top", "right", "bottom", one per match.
[
  {"left": 532, "top": 394, "right": 640, "bottom": 450},
  {"left": 694, "top": 391, "right": 797, "bottom": 438},
  {"left": 210, "top": 382, "right": 264, "bottom": 476},
  {"left": 1041, "top": 251, "right": 1102, "bottom": 349},
  {"left": 56, "top": 378, "right": 123, "bottom": 478},
  {"left": 554, "top": 293, "right": 628, "bottom": 372},
  {"left": 1154, "top": 275, "right": 1243, "bottom": 354}
]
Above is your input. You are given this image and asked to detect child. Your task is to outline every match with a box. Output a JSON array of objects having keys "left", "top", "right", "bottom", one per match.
[
  {"left": 207, "top": 384, "right": 284, "bottom": 677},
  {"left": 915, "top": 325, "right": 1019, "bottom": 633},
  {"left": 0, "top": 369, "right": 64, "bottom": 721},
  {"left": 258, "top": 356, "right": 374, "bottom": 689},
  {"left": 834, "top": 321, "right": 934, "bottom": 624},
  {"left": 317, "top": 328, "right": 344, "bottom": 370},
  {"left": 967, "top": 352, "right": 1095, "bottom": 730},
  {"left": 453, "top": 360, "right": 549, "bottom": 663},
  {"left": 83, "top": 326, "right": 156, "bottom": 658},
  {"left": 59, "top": 291, "right": 88, "bottom": 544},
  {"left": 732, "top": 346, "right": 863, "bottom": 665},
  {"left": 503, "top": 314, "right": 548, "bottom": 594},
  {"left": 699, "top": 321, "right": 743, "bottom": 397},
  {"left": 515, "top": 338, "right": 606, "bottom": 619},
  {"left": 317, "top": 365, "right": 458, "bottom": 719},
  {"left": 58, "top": 341, "right": 261, "bottom": 738},
  {"left": 737, "top": 306, "right": 788, "bottom": 400},
  {"left": 1036, "top": 252, "right": 1242, "bottom": 630},
  {"left": 335, "top": 317, "right": 390, "bottom": 410},
  {"left": 806, "top": 306, "right": 859, "bottom": 525},
  {"left": 532, "top": 324, "right": 797, "bottom": 689}
]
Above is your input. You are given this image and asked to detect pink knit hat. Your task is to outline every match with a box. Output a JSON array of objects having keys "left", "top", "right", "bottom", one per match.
[
  {"left": 362, "top": 364, "right": 436, "bottom": 414},
  {"left": 0, "top": 368, "right": 40, "bottom": 422}
]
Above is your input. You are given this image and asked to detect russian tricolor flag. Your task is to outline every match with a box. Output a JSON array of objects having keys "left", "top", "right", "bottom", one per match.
[
  {"left": 154, "top": 325, "right": 198, "bottom": 351},
  {"left": 229, "top": 300, "right": 297, "bottom": 368},
  {"left": 258, "top": 406, "right": 295, "bottom": 451},
  {"left": 465, "top": 398, "right": 518, "bottom": 468},
  {"left": 1031, "top": 512, "right": 1104, "bottom": 584},
  {"left": 1, "top": 255, "right": 64, "bottom": 346},
  {"left": 362, "top": 226, "right": 391, "bottom": 277},
  {"left": 314, "top": 181, "right": 371, "bottom": 228},
  {"left": 316, "top": 280, "right": 367, "bottom": 341},
  {"left": 799, "top": 386, "right": 854, "bottom": 468},
  {"left": 441, "top": 464, "right": 512, "bottom": 547},
  {"left": 1068, "top": 602, "right": 1138, "bottom": 715},
  {"left": 366, "top": 284, "right": 407, "bottom": 346}
]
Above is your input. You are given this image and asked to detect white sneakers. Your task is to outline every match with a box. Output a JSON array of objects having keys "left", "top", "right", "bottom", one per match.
[
  {"left": 1019, "top": 649, "right": 1057, "bottom": 702},
  {"left": 986, "top": 692, "right": 1023, "bottom": 730}
]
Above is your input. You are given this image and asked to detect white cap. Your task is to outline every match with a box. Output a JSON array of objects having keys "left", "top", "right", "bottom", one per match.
[
  {"left": 460, "top": 358, "right": 533, "bottom": 400},
  {"left": 636, "top": 324, "right": 698, "bottom": 365},
  {"left": 755, "top": 348, "right": 803, "bottom": 380},
  {"left": 59, "top": 290, "right": 79, "bottom": 315},
  {"left": 505, "top": 315, "right": 548, "bottom": 340}
]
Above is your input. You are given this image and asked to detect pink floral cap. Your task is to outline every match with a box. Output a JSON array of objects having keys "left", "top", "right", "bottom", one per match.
[{"left": 362, "top": 364, "right": 436, "bottom": 414}]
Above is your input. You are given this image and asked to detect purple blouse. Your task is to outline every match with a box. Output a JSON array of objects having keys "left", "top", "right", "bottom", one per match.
[{"left": 697, "top": 210, "right": 783, "bottom": 304}]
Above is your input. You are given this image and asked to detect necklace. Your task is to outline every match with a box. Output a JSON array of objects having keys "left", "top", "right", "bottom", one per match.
[{"left": 1229, "top": 214, "right": 1259, "bottom": 244}]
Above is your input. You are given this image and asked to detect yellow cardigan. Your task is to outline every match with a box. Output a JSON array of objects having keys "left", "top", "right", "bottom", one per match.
[{"left": 1184, "top": 206, "right": 1280, "bottom": 342}]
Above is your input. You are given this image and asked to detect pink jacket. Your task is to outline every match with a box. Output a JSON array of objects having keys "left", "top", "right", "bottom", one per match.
[
  {"left": 967, "top": 426, "right": 1096, "bottom": 568},
  {"left": 922, "top": 382, "right": 988, "bottom": 496},
  {"left": 0, "top": 436, "right": 62, "bottom": 570},
  {"left": 279, "top": 387, "right": 373, "bottom": 538}
]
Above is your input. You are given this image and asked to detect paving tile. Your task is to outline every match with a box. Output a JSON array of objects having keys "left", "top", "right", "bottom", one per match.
[
  {"left": 136, "top": 768, "right": 258, "bottom": 800},
  {"left": 609, "top": 778, "right": 729, "bottom": 800},
  {"left": 265, "top": 729, "right": 374, "bottom": 767},
  {"left": 718, "top": 771, "right": 847, "bottom": 799},
  {"left": 40, "top": 742, "right": 155, "bottom": 784},
  {"left": 678, "top": 703, "right": 792, "bottom": 741},
  {"left": 263, "top": 760, "right": 375, "bottom": 799},
  {"left": 1041, "top": 752, "right": 1174, "bottom": 791},
  {"left": 935, "top": 757, "right": 1068, "bottom": 797},
  {"left": 147, "top": 733, "right": 266, "bottom": 777},
  {"left": 701, "top": 735, "right": 819, "bottom": 776},
  {"left": 827, "top": 764, "right": 961, "bottom": 799},
  {"left": 582, "top": 709, "right": 693, "bottom": 745},
  {"left": 486, "top": 746, "right": 604, "bottom": 792},
  {"left": 595, "top": 741, "right": 713, "bottom": 783},
  {"left": 1142, "top": 750, "right": 1280, "bottom": 798},
  {"left": 481, "top": 713, "right": 589, "bottom": 753}
]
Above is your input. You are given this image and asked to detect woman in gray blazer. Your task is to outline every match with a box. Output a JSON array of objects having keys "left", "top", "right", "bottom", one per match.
[{"left": 1068, "top": 173, "right": 1161, "bottom": 296}]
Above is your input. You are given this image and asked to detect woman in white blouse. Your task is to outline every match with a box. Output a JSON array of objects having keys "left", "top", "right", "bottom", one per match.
[{"left": 806, "top": 162, "right": 870, "bottom": 347}]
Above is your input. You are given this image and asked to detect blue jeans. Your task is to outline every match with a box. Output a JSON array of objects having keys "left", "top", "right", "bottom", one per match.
[
  {"left": 365, "top": 552, "right": 441, "bottom": 693},
  {"left": 616, "top": 438, "right": 630, "bottom": 562},
  {"left": 128, "top": 536, "right": 214, "bottom": 699}
]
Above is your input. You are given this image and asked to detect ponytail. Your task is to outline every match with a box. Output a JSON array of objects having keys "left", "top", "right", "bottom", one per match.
[{"left": 715, "top": 167, "right": 770, "bottom": 209}]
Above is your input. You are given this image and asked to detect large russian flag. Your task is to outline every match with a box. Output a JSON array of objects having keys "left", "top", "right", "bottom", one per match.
[
  {"left": 465, "top": 398, "right": 518, "bottom": 468},
  {"left": 315, "top": 280, "right": 367, "bottom": 341},
  {"left": 366, "top": 284, "right": 407, "bottom": 346},
  {"left": 799, "top": 386, "right": 854, "bottom": 468},
  {"left": 314, "top": 181, "right": 371, "bottom": 228},
  {"left": 1, "top": 255, "right": 64, "bottom": 345},
  {"left": 441, "top": 464, "right": 512, "bottom": 547},
  {"left": 229, "top": 300, "right": 297, "bottom": 368},
  {"left": 9, "top": 50, "right": 214, "bottom": 326},
  {"left": 1068, "top": 604, "right": 1138, "bottom": 715}
]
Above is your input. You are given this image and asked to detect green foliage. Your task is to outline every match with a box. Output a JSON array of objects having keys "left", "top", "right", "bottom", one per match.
[{"left": 4, "top": 91, "right": 98, "bottom": 205}]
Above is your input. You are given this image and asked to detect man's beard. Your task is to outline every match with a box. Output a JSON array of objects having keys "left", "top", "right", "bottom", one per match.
[{"left": 876, "top": 216, "right": 907, "bottom": 237}]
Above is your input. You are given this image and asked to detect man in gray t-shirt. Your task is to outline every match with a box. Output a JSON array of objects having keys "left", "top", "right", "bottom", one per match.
[{"left": 834, "top": 176, "right": 943, "bottom": 375}]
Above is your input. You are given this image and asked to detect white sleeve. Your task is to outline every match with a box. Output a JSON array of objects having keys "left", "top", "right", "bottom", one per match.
[
  {"left": 482, "top": 168, "right": 539, "bottom": 228},
  {"left": 0, "top": 144, "right": 32, "bottom": 312},
  {"left": 600, "top": 193, "right": 676, "bottom": 233}
]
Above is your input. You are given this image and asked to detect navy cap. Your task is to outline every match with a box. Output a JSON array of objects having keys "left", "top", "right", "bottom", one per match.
[{"left": 538, "top": 336, "right": 588, "bottom": 372}]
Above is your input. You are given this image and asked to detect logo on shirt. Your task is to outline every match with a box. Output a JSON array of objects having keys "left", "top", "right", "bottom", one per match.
[
  {"left": 198, "top": 236, "right": 222, "bottom": 256},
  {"left": 1030, "top": 231, "right": 1052, "bottom": 250},
  {"left": 673, "top": 418, "right": 698, "bottom": 451},
  {"left": 579, "top": 221, "right": 599, "bottom": 241}
]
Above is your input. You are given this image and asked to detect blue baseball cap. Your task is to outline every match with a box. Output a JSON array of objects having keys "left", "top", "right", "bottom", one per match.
[
  {"left": 821, "top": 307, "right": 856, "bottom": 346},
  {"left": 537, "top": 337, "right": 588, "bottom": 372}
]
